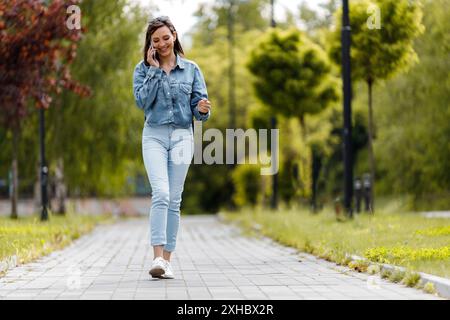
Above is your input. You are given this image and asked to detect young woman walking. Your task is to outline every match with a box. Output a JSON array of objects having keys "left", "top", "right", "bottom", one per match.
[{"left": 133, "top": 16, "right": 211, "bottom": 279}]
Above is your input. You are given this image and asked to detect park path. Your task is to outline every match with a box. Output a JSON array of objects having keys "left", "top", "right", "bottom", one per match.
[{"left": 0, "top": 215, "right": 442, "bottom": 300}]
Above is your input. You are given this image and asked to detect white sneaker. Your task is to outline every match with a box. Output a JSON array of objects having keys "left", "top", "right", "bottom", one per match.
[
  {"left": 149, "top": 257, "right": 166, "bottom": 278},
  {"left": 162, "top": 260, "right": 174, "bottom": 279}
]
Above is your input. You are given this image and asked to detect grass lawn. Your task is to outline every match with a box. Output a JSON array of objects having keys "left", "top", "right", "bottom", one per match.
[
  {"left": 221, "top": 202, "right": 450, "bottom": 279},
  {"left": 0, "top": 213, "right": 114, "bottom": 275}
]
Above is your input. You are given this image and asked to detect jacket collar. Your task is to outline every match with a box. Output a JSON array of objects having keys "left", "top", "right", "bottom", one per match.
[{"left": 175, "top": 53, "right": 185, "bottom": 70}]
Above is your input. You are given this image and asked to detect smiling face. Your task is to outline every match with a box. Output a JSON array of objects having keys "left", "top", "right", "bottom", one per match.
[{"left": 151, "top": 26, "right": 177, "bottom": 58}]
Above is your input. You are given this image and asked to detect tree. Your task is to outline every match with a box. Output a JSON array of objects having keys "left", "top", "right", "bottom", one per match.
[
  {"left": 0, "top": 0, "right": 89, "bottom": 218},
  {"left": 186, "top": 0, "right": 270, "bottom": 213},
  {"left": 248, "top": 29, "right": 338, "bottom": 126},
  {"left": 373, "top": 0, "right": 450, "bottom": 209},
  {"left": 328, "top": 0, "right": 424, "bottom": 211},
  {"left": 247, "top": 28, "right": 339, "bottom": 208},
  {"left": 298, "top": 0, "right": 339, "bottom": 33},
  {"left": 192, "top": 0, "right": 268, "bottom": 47},
  {"left": 44, "top": 0, "right": 148, "bottom": 209}
]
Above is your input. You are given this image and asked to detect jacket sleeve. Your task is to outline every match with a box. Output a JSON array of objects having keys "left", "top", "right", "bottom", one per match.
[
  {"left": 190, "top": 64, "right": 211, "bottom": 121},
  {"left": 133, "top": 62, "right": 163, "bottom": 111}
]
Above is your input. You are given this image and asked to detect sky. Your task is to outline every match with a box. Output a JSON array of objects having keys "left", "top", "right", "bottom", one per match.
[{"left": 133, "top": 0, "right": 328, "bottom": 41}]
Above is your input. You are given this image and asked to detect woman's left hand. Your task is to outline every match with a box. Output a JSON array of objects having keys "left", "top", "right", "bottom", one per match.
[{"left": 197, "top": 98, "right": 211, "bottom": 114}]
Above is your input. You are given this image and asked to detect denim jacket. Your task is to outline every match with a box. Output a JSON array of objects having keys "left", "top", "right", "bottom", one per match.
[{"left": 133, "top": 54, "right": 211, "bottom": 128}]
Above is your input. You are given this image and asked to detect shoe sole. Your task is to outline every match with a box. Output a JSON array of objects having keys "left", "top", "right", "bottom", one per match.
[{"left": 149, "top": 266, "right": 165, "bottom": 278}]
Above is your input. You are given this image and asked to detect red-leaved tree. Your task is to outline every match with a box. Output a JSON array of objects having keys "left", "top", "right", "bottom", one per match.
[{"left": 0, "top": 0, "right": 90, "bottom": 218}]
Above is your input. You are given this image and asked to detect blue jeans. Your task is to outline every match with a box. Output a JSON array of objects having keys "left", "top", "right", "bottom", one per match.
[{"left": 142, "top": 123, "right": 194, "bottom": 252}]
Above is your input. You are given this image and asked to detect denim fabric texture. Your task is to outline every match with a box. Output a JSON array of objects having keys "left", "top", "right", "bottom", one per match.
[
  {"left": 142, "top": 123, "right": 194, "bottom": 252},
  {"left": 133, "top": 53, "right": 211, "bottom": 128}
]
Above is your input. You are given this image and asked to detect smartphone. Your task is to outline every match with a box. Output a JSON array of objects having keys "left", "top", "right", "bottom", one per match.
[{"left": 150, "top": 42, "right": 159, "bottom": 62}]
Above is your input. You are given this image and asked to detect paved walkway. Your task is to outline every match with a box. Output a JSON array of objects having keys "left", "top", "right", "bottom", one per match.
[{"left": 0, "top": 215, "right": 443, "bottom": 300}]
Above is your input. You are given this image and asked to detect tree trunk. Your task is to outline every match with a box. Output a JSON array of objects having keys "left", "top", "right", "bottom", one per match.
[
  {"left": 34, "top": 163, "right": 41, "bottom": 213},
  {"left": 367, "top": 79, "right": 375, "bottom": 213},
  {"left": 311, "top": 149, "right": 322, "bottom": 213},
  {"left": 10, "top": 126, "right": 19, "bottom": 219},
  {"left": 299, "top": 115, "right": 307, "bottom": 142},
  {"left": 55, "top": 157, "right": 67, "bottom": 215},
  {"left": 299, "top": 115, "right": 312, "bottom": 208}
]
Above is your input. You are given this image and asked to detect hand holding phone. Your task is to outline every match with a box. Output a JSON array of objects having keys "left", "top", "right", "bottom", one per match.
[{"left": 147, "top": 43, "right": 159, "bottom": 67}]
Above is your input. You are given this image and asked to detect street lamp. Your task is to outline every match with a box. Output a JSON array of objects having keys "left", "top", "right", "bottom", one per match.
[
  {"left": 40, "top": 107, "right": 49, "bottom": 221},
  {"left": 270, "top": 0, "right": 278, "bottom": 210},
  {"left": 341, "top": 0, "right": 353, "bottom": 218},
  {"left": 228, "top": 0, "right": 237, "bottom": 132},
  {"left": 225, "top": 0, "right": 238, "bottom": 211},
  {"left": 39, "top": 0, "right": 51, "bottom": 222}
]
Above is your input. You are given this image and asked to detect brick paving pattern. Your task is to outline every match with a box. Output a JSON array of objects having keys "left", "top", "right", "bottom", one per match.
[{"left": 0, "top": 215, "right": 443, "bottom": 300}]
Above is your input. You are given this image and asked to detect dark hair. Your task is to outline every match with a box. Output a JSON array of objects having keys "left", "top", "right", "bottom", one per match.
[{"left": 143, "top": 16, "right": 184, "bottom": 66}]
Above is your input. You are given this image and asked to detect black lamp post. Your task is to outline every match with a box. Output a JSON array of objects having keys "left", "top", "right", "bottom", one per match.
[
  {"left": 228, "top": 0, "right": 237, "bottom": 132},
  {"left": 341, "top": 0, "right": 353, "bottom": 218},
  {"left": 40, "top": 107, "right": 49, "bottom": 221},
  {"left": 270, "top": 0, "right": 278, "bottom": 210},
  {"left": 39, "top": 0, "right": 51, "bottom": 222},
  {"left": 225, "top": 0, "right": 238, "bottom": 210}
]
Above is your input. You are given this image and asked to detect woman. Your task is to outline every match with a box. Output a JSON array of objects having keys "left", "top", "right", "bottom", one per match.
[{"left": 133, "top": 16, "right": 211, "bottom": 279}]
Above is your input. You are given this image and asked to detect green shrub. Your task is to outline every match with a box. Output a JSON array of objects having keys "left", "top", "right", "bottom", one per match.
[
  {"left": 381, "top": 268, "right": 392, "bottom": 279},
  {"left": 348, "top": 259, "right": 369, "bottom": 273},
  {"left": 401, "top": 272, "right": 421, "bottom": 287},
  {"left": 367, "top": 264, "right": 381, "bottom": 275},
  {"left": 231, "top": 163, "right": 264, "bottom": 208},
  {"left": 365, "top": 246, "right": 450, "bottom": 263},
  {"left": 423, "top": 282, "right": 436, "bottom": 294},
  {"left": 415, "top": 226, "right": 450, "bottom": 237},
  {"left": 389, "top": 269, "right": 406, "bottom": 283},
  {"left": 304, "top": 239, "right": 314, "bottom": 254}
]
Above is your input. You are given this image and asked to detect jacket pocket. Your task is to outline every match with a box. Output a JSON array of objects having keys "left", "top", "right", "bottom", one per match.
[
  {"left": 177, "top": 82, "right": 192, "bottom": 106},
  {"left": 179, "top": 83, "right": 192, "bottom": 94}
]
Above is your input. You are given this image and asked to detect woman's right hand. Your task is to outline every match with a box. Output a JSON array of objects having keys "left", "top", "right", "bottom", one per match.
[{"left": 147, "top": 47, "right": 159, "bottom": 68}]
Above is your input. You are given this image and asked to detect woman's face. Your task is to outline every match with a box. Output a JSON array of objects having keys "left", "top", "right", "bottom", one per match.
[{"left": 151, "top": 25, "right": 176, "bottom": 58}]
